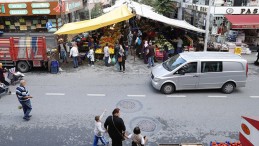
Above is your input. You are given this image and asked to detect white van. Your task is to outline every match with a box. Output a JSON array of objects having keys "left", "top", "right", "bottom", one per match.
[{"left": 151, "top": 52, "right": 248, "bottom": 94}]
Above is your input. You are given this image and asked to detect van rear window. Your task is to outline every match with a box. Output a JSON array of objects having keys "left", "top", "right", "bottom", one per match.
[
  {"left": 201, "top": 62, "right": 222, "bottom": 73},
  {"left": 223, "top": 62, "right": 244, "bottom": 71}
]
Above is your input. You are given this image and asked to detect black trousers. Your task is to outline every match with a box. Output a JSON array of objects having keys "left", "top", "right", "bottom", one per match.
[
  {"left": 111, "top": 138, "right": 122, "bottom": 146},
  {"left": 119, "top": 60, "right": 125, "bottom": 71}
]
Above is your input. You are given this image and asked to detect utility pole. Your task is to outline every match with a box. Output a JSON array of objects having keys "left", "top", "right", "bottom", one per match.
[
  {"left": 88, "top": 0, "right": 91, "bottom": 19},
  {"left": 203, "top": 0, "right": 212, "bottom": 51}
]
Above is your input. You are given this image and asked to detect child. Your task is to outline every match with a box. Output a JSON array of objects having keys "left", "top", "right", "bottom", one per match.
[
  {"left": 127, "top": 126, "right": 148, "bottom": 146},
  {"left": 93, "top": 109, "right": 109, "bottom": 146}
]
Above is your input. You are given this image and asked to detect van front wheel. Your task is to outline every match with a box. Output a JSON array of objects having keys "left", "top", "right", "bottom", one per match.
[
  {"left": 221, "top": 82, "right": 235, "bottom": 94},
  {"left": 161, "top": 83, "right": 175, "bottom": 94}
]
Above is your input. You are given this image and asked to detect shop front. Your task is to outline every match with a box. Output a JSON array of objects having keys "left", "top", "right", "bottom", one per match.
[{"left": 0, "top": 2, "right": 62, "bottom": 33}]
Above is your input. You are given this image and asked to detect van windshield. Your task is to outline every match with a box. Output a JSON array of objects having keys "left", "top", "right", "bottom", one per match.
[{"left": 163, "top": 54, "right": 186, "bottom": 71}]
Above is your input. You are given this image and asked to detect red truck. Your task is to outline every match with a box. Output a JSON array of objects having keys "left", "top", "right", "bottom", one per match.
[{"left": 0, "top": 37, "right": 48, "bottom": 72}]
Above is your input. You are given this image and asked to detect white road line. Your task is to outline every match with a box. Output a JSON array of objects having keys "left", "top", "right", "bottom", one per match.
[
  {"left": 87, "top": 94, "right": 106, "bottom": 97},
  {"left": 167, "top": 95, "right": 186, "bottom": 98},
  {"left": 127, "top": 95, "right": 146, "bottom": 97},
  {"left": 250, "top": 96, "right": 259, "bottom": 98},
  {"left": 45, "top": 93, "right": 65, "bottom": 96},
  {"left": 208, "top": 95, "right": 227, "bottom": 98}
]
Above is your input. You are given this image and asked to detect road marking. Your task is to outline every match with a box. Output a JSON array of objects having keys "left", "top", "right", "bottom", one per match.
[
  {"left": 45, "top": 93, "right": 65, "bottom": 96},
  {"left": 250, "top": 96, "right": 259, "bottom": 98},
  {"left": 167, "top": 95, "right": 186, "bottom": 98},
  {"left": 87, "top": 94, "right": 106, "bottom": 97},
  {"left": 127, "top": 95, "right": 146, "bottom": 97},
  {"left": 208, "top": 95, "right": 227, "bottom": 98}
]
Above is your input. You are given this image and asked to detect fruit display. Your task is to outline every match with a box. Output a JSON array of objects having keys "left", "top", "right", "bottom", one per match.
[
  {"left": 154, "top": 35, "right": 174, "bottom": 51},
  {"left": 95, "top": 47, "right": 114, "bottom": 54},
  {"left": 210, "top": 141, "right": 242, "bottom": 146}
]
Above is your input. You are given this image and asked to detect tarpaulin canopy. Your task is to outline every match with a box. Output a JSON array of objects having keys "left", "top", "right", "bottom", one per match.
[
  {"left": 104, "top": 0, "right": 205, "bottom": 33},
  {"left": 225, "top": 15, "right": 259, "bottom": 29},
  {"left": 54, "top": 5, "right": 134, "bottom": 35}
]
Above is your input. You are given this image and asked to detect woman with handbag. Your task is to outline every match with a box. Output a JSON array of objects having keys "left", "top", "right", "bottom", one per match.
[
  {"left": 118, "top": 44, "right": 126, "bottom": 73},
  {"left": 104, "top": 108, "right": 126, "bottom": 146}
]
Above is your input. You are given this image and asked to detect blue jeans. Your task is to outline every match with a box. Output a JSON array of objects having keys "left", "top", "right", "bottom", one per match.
[
  {"left": 61, "top": 51, "right": 67, "bottom": 62},
  {"left": 105, "top": 56, "right": 109, "bottom": 66},
  {"left": 19, "top": 100, "right": 32, "bottom": 118},
  {"left": 93, "top": 135, "right": 108, "bottom": 146},
  {"left": 72, "top": 56, "right": 78, "bottom": 68},
  {"left": 148, "top": 56, "right": 154, "bottom": 67}
]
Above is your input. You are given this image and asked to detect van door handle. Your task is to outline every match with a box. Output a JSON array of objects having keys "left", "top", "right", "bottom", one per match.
[{"left": 193, "top": 75, "right": 199, "bottom": 77}]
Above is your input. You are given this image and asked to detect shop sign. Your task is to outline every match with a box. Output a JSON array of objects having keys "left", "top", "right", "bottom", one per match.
[
  {"left": 31, "top": 3, "right": 50, "bottom": 8},
  {"left": 232, "top": 25, "right": 259, "bottom": 29},
  {"left": 8, "top": 3, "right": 27, "bottom": 9},
  {"left": 240, "top": 8, "right": 258, "bottom": 14},
  {"left": 32, "top": 9, "right": 50, "bottom": 14},
  {"left": 184, "top": 3, "right": 208, "bottom": 13},
  {"left": 9, "top": 10, "right": 28, "bottom": 15}
]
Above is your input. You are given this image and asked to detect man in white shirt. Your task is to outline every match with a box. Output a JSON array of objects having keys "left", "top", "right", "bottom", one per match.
[
  {"left": 69, "top": 42, "right": 79, "bottom": 68},
  {"left": 103, "top": 43, "right": 110, "bottom": 67}
]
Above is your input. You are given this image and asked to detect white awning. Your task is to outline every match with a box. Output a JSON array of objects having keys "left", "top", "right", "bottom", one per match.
[{"left": 104, "top": 0, "right": 205, "bottom": 33}]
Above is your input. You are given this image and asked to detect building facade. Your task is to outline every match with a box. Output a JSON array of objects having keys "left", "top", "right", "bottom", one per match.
[{"left": 173, "top": 0, "right": 259, "bottom": 51}]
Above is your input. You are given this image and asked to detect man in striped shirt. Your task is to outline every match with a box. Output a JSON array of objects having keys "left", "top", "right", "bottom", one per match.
[{"left": 16, "top": 80, "right": 33, "bottom": 121}]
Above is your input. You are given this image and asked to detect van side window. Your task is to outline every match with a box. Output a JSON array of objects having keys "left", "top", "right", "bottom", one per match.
[
  {"left": 180, "top": 62, "right": 197, "bottom": 73},
  {"left": 201, "top": 62, "right": 222, "bottom": 73}
]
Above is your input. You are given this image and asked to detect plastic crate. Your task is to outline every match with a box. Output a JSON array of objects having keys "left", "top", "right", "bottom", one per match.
[{"left": 51, "top": 66, "right": 58, "bottom": 74}]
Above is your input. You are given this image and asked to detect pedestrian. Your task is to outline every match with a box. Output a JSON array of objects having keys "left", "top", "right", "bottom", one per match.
[
  {"left": 147, "top": 42, "right": 155, "bottom": 68},
  {"left": 127, "top": 126, "right": 148, "bottom": 146},
  {"left": 143, "top": 41, "right": 149, "bottom": 64},
  {"left": 16, "top": 80, "right": 33, "bottom": 121},
  {"left": 255, "top": 48, "right": 259, "bottom": 63},
  {"left": 69, "top": 42, "right": 79, "bottom": 68},
  {"left": 104, "top": 108, "right": 126, "bottom": 146},
  {"left": 58, "top": 39, "right": 68, "bottom": 63},
  {"left": 0, "top": 63, "right": 9, "bottom": 86},
  {"left": 175, "top": 37, "right": 183, "bottom": 54},
  {"left": 118, "top": 44, "right": 126, "bottom": 73},
  {"left": 92, "top": 109, "right": 109, "bottom": 146},
  {"left": 135, "top": 36, "right": 142, "bottom": 57},
  {"left": 104, "top": 43, "right": 110, "bottom": 67},
  {"left": 88, "top": 47, "right": 95, "bottom": 67},
  {"left": 163, "top": 44, "right": 169, "bottom": 62}
]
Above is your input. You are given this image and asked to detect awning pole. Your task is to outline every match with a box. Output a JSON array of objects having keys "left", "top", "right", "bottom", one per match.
[{"left": 204, "top": 0, "right": 213, "bottom": 52}]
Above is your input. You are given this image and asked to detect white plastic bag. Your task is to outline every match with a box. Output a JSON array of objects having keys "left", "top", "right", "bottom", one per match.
[{"left": 108, "top": 56, "right": 111, "bottom": 64}]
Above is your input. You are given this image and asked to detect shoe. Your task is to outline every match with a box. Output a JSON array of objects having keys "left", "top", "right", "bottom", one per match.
[
  {"left": 23, "top": 117, "right": 30, "bottom": 121},
  {"left": 123, "top": 71, "right": 125, "bottom": 73},
  {"left": 28, "top": 115, "right": 32, "bottom": 118}
]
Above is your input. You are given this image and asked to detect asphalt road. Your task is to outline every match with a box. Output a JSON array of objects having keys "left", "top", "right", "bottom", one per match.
[{"left": 0, "top": 55, "right": 259, "bottom": 146}]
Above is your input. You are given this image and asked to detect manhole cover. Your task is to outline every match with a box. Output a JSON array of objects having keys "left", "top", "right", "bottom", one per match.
[
  {"left": 116, "top": 99, "right": 142, "bottom": 113},
  {"left": 130, "top": 116, "right": 161, "bottom": 134}
]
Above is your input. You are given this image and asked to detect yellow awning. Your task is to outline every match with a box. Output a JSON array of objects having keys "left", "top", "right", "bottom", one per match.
[{"left": 54, "top": 5, "right": 134, "bottom": 35}]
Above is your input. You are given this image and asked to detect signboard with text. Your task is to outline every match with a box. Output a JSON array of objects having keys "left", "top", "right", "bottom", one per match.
[{"left": 0, "top": 2, "right": 60, "bottom": 16}]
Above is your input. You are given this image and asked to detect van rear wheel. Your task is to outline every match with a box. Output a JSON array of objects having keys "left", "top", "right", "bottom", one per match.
[
  {"left": 161, "top": 83, "right": 175, "bottom": 94},
  {"left": 221, "top": 82, "right": 235, "bottom": 94}
]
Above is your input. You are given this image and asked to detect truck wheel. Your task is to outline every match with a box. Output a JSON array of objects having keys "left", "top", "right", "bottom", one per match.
[
  {"left": 221, "top": 82, "right": 235, "bottom": 94},
  {"left": 161, "top": 83, "right": 175, "bottom": 94},
  {"left": 17, "top": 61, "right": 29, "bottom": 73}
]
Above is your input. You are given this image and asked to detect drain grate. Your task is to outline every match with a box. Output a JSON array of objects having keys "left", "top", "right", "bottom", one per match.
[
  {"left": 116, "top": 99, "right": 142, "bottom": 113},
  {"left": 130, "top": 116, "right": 161, "bottom": 134}
]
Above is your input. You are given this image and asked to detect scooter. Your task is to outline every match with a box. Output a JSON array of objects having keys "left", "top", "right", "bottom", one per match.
[
  {"left": 0, "top": 83, "right": 11, "bottom": 98},
  {"left": 7, "top": 67, "right": 25, "bottom": 85}
]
